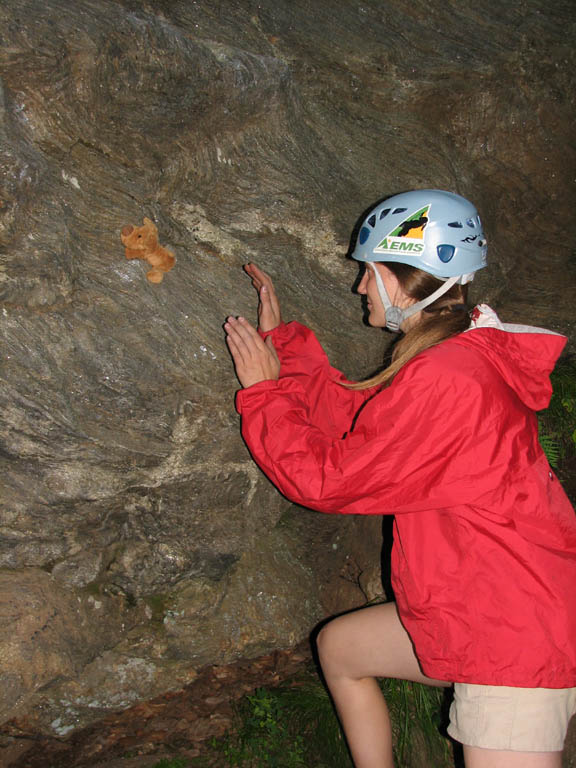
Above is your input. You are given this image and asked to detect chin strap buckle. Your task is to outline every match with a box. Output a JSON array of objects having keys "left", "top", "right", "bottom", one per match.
[{"left": 385, "top": 306, "right": 404, "bottom": 333}]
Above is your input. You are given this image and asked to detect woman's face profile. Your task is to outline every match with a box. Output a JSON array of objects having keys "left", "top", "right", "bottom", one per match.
[{"left": 356, "top": 263, "right": 409, "bottom": 328}]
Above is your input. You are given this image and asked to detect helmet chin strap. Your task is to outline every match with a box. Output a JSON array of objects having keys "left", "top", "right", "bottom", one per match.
[{"left": 369, "top": 264, "right": 461, "bottom": 333}]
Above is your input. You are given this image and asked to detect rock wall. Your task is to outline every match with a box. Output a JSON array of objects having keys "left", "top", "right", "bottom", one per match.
[{"left": 1, "top": 0, "right": 575, "bottom": 736}]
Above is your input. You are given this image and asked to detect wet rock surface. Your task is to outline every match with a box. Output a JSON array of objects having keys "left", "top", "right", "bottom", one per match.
[
  {"left": 0, "top": 644, "right": 312, "bottom": 767},
  {"left": 1, "top": 0, "right": 575, "bottom": 756}
]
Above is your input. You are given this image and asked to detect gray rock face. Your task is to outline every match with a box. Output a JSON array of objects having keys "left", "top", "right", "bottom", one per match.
[
  {"left": 1, "top": 0, "right": 575, "bottom": 738},
  {"left": 0, "top": 569, "right": 131, "bottom": 725}
]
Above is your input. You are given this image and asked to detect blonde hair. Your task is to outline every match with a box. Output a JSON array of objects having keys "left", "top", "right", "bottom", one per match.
[{"left": 347, "top": 263, "right": 471, "bottom": 390}]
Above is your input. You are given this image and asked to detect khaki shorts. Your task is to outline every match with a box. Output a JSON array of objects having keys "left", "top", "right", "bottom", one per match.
[{"left": 447, "top": 683, "right": 576, "bottom": 752}]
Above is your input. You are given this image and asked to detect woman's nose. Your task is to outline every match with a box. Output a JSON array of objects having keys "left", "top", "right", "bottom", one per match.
[{"left": 357, "top": 272, "right": 368, "bottom": 294}]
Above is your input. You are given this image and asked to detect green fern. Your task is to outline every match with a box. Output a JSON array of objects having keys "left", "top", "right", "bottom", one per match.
[
  {"left": 219, "top": 687, "right": 306, "bottom": 767},
  {"left": 538, "top": 427, "right": 561, "bottom": 467},
  {"left": 538, "top": 355, "right": 576, "bottom": 468}
]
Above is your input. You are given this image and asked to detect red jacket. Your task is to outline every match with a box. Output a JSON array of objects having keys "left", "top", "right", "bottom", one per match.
[{"left": 235, "top": 306, "right": 576, "bottom": 687}]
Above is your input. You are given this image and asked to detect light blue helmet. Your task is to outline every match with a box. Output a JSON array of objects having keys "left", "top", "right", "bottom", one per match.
[{"left": 351, "top": 189, "right": 487, "bottom": 331}]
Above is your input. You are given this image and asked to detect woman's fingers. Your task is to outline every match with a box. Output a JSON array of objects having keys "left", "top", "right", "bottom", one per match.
[
  {"left": 244, "top": 262, "right": 270, "bottom": 286},
  {"left": 224, "top": 322, "right": 249, "bottom": 369},
  {"left": 244, "top": 263, "right": 282, "bottom": 332},
  {"left": 238, "top": 262, "right": 282, "bottom": 333},
  {"left": 258, "top": 288, "right": 281, "bottom": 332},
  {"left": 225, "top": 315, "right": 280, "bottom": 388},
  {"left": 243, "top": 263, "right": 264, "bottom": 292},
  {"left": 246, "top": 263, "right": 277, "bottom": 300},
  {"left": 228, "top": 316, "right": 265, "bottom": 351},
  {"left": 225, "top": 316, "right": 265, "bottom": 363}
]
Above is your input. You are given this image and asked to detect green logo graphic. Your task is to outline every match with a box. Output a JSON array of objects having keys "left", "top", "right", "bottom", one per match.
[{"left": 375, "top": 206, "right": 430, "bottom": 254}]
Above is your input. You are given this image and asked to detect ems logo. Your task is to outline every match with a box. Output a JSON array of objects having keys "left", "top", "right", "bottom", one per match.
[{"left": 374, "top": 206, "right": 430, "bottom": 255}]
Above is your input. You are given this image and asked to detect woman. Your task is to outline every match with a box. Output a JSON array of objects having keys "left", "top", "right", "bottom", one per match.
[{"left": 224, "top": 189, "right": 576, "bottom": 768}]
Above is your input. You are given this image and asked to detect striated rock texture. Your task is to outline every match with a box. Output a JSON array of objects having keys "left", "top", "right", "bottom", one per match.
[{"left": 1, "top": 0, "right": 575, "bottom": 739}]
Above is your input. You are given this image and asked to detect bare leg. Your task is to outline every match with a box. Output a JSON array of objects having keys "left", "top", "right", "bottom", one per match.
[
  {"left": 463, "top": 746, "right": 561, "bottom": 768},
  {"left": 316, "top": 602, "right": 449, "bottom": 768}
]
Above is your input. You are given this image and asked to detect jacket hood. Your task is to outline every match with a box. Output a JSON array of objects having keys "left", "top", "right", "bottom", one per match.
[{"left": 452, "top": 304, "right": 567, "bottom": 412}]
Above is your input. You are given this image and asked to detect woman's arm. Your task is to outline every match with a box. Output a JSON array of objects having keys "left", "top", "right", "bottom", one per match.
[
  {"left": 236, "top": 350, "right": 507, "bottom": 516},
  {"left": 226, "top": 264, "right": 375, "bottom": 436}
]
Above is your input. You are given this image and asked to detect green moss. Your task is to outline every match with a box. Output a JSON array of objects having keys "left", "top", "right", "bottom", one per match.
[
  {"left": 144, "top": 592, "right": 174, "bottom": 624},
  {"left": 82, "top": 581, "right": 103, "bottom": 596}
]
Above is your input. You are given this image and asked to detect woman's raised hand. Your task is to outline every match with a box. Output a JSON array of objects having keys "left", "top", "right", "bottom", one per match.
[
  {"left": 224, "top": 316, "right": 280, "bottom": 389},
  {"left": 244, "top": 263, "right": 282, "bottom": 333}
]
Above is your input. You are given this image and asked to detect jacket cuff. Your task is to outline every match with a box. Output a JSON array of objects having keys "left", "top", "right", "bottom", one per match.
[
  {"left": 235, "top": 378, "right": 280, "bottom": 412},
  {"left": 258, "top": 321, "right": 296, "bottom": 340}
]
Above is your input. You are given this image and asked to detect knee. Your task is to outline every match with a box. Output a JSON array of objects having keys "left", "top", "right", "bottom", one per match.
[{"left": 316, "top": 617, "right": 347, "bottom": 675}]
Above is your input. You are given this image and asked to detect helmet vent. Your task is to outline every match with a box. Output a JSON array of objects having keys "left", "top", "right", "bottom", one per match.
[
  {"left": 367, "top": 214, "right": 377, "bottom": 227},
  {"left": 392, "top": 207, "right": 407, "bottom": 214},
  {"left": 437, "top": 244, "right": 455, "bottom": 263},
  {"left": 379, "top": 208, "right": 390, "bottom": 220},
  {"left": 358, "top": 226, "right": 371, "bottom": 245},
  {"left": 466, "top": 218, "right": 476, "bottom": 228},
  {"left": 448, "top": 221, "right": 463, "bottom": 228}
]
